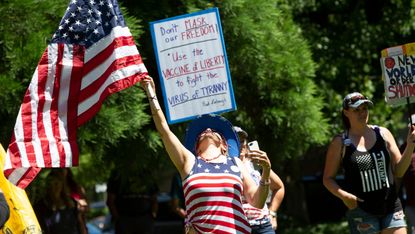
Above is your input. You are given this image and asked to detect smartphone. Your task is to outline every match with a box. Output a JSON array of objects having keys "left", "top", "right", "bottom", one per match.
[{"left": 248, "top": 140, "right": 259, "bottom": 151}]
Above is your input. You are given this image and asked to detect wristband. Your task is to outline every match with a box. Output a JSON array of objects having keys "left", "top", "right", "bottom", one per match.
[
  {"left": 269, "top": 210, "right": 277, "bottom": 217},
  {"left": 147, "top": 83, "right": 160, "bottom": 110},
  {"left": 259, "top": 178, "right": 270, "bottom": 186}
]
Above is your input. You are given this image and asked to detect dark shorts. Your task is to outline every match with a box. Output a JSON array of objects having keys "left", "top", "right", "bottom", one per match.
[
  {"left": 251, "top": 220, "right": 275, "bottom": 234},
  {"left": 116, "top": 214, "right": 154, "bottom": 234},
  {"left": 346, "top": 207, "right": 406, "bottom": 234}
]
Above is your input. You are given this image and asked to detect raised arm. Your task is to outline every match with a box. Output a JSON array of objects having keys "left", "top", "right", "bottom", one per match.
[
  {"left": 381, "top": 126, "right": 415, "bottom": 178},
  {"left": 238, "top": 149, "right": 271, "bottom": 209},
  {"left": 268, "top": 170, "right": 285, "bottom": 230},
  {"left": 140, "top": 76, "right": 194, "bottom": 177}
]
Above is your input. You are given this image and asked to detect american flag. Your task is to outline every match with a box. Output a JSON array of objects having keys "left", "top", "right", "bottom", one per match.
[
  {"left": 5, "top": 0, "right": 147, "bottom": 188},
  {"left": 183, "top": 156, "right": 251, "bottom": 233},
  {"left": 356, "top": 151, "right": 390, "bottom": 193}
]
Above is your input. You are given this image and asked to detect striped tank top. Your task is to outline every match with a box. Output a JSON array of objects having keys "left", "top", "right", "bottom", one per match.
[
  {"left": 242, "top": 161, "right": 270, "bottom": 225},
  {"left": 183, "top": 156, "right": 251, "bottom": 234}
]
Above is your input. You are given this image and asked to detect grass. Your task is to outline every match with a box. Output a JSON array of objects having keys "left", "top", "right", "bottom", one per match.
[
  {"left": 279, "top": 221, "right": 349, "bottom": 234},
  {"left": 276, "top": 214, "right": 349, "bottom": 234}
]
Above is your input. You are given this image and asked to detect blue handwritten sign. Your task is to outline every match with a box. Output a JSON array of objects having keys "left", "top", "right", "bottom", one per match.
[{"left": 150, "top": 8, "right": 236, "bottom": 124}]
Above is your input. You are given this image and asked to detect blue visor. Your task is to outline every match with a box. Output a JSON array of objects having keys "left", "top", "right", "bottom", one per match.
[{"left": 184, "top": 114, "right": 240, "bottom": 157}]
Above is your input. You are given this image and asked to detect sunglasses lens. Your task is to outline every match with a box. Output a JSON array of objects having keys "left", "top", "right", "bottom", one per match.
[
  {"left": 197, "top": 129, "right": 221, "bottom": 142},
  {"left": 350, "top": 95, "right": 365, "bottom": 104}
]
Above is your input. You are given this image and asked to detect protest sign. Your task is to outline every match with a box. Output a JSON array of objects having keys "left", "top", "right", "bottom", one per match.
[
  {"left": 150, "top": 8, "right": 236, "bottom": 124},
  {"left": 380, "top": 42, "right": 415, "bottom": 106}
]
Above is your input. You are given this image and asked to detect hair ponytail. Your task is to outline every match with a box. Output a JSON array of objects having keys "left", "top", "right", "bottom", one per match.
[{"left": 342, "top": 110, "right": 351, "bottom": 130}]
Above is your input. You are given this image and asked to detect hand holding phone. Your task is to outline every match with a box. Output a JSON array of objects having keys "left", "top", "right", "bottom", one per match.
[{"left": 248, "top": 140, "right": 259, "bottom": 151}]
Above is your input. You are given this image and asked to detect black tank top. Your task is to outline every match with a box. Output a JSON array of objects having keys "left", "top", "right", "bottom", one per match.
[{"left": 342, "top": 126, "right": 402, "bottom": 215}]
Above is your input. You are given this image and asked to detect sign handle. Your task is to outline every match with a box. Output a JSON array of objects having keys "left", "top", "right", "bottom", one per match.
[{"left": 407, "top": 97, "right": 413, "bottom": 126}]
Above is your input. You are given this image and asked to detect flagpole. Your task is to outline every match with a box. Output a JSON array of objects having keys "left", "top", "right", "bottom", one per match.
[{"left": 408, "top": 97, "right": 413, "bottom": 126}]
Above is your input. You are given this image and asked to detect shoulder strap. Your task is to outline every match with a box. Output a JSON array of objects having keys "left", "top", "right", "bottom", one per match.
[
  {"left": 341, "top": 130, "right": 349, "bottom": 160},
  {"left": 233, "top": 157, "right": 245, "bottom": 179},
  {"left": 371, "top": 125, "right": 388, "bottom": 148}
]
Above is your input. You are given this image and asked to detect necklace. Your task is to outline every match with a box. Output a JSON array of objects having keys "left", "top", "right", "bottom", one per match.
[{"left": 200, "top": 153, "right": 223, "bottom": 162}]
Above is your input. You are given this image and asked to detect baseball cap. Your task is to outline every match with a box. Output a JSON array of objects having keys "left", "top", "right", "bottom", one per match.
[
  {"left": 342, "top": 92, "right": 373, "bottom": 109},
  {"left": 233, "top": 126, "right": 248, "bottom": 141}
]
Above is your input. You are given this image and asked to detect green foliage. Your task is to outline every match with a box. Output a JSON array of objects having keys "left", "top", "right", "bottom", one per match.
[
  {"left": 289, "top": 0, "right": 415, "bottom": 138},
  {"left": 0, "top": 0, "right": 330, "bottom": 189},
  {"left": 0, "top": 0, "right": 66, "bottom": 144},
  {"left": 217, "top": 0, "right": 329, "bottom": 161},
  {"left": 122, "top": 0, "right": 330, "bottom": 167},
  {"left": 5, "top": 0, "right": 415, "bottom": 227}
]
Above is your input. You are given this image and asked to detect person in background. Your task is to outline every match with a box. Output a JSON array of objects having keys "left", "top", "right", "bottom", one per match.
[
  {"left": 140, "top": 76, "right": 271, "bottom": 234},
  {"left": 34, "top": 169, "right": 84, "bottom": 234},
  {"left": 323, "top": 92, "right": 415, "bottom": 234},
  {"left": 234, "top": 126, "right": 285, "bottom": 233},
  {"left": 400, "top": 142, "right": 415, "bottom": 234},
  {"left": 403, "top": 154, "right": 415, "bottom": 234},
  {"left": 63, "top": 168, "right": 89, "bottom": 234},
  {"left": 106, "top": 166, "right": 159, "bottom": 234},
  {"left": 0, "top": 188, "right": 10, "bottom": 228},
  {"left": 169, "top": 172, "right": 186, "bottom": 234},
  {"left": 170, "top": 172, "right": 186, "bottom": 219}
]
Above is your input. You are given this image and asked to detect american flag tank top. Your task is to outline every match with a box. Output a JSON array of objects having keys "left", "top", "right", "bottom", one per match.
[{"left": 182, "top": 156, "right": 251, "bottom": 234}]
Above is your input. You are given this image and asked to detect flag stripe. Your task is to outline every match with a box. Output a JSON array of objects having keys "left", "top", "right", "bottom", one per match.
[
  {"left": 380, "top": 151, "right": 390, "bottom": 188},
  {"left": 9, "top": 167, "right": 41, "bottom": 189},
  {"left": 80, "top": 53, "right": 143, "bottom": 102},
  {"left": 21, "top": 88, "right": 35, "bottom": 166},
  {"left": 57, "top": 44, "right": 83, "bottom": 167},
  {"left": 67, "top": 45, "right": 83, "bottom": 166},
  {"left": 5, "top": 0, "right": 146, "bottom": 188},
  {"left": 183, "top": 170, "right": 250, "bottom": 234},
  {"left": 81, "top": 45, "right": 142, "bottom": 92},
  {"left": 193, "top": 213, "right": 251, "bottom": 233},
  {"left": 189, "top": 199, "right": 247, "bottom": 218},
  {"left": 43, "top": 45, "right": 61, "bottom": 167},
  {"left": 82, "top": 35, "right": 136, "bottom": 77},
  {"left": 52, "top": 43, "right": 66, "bottom": 167},
  {"left": 84, "top": 26, "right": 133, "bottom": 62},
  {"left": 76, "top": 26, "right": 147, "bottom": 126},
  {"left": 58, "top": 44, "right": 72, "bottom": 167},
  {"left": 5, "top": 134, "right": 22, "bottom": 169},
  {"left": 34, "top": 51, "right": 49, "bottom": 168},
  {"left": 77, "top": 65, "right": 146, "bottom": 126}
]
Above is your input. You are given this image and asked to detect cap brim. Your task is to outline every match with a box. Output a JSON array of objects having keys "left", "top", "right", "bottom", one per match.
[
  {"left": 184, "top": 114, "right": 240, "bottom": 157},
  {"left": 233, "top": 126, "right": 248, "bottom": 139},
  {"left": 349, "top": 99, "right": 373, "bottom": 109}
]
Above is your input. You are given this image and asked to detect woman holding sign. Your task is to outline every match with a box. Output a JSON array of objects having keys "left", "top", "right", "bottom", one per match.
[
  {"left": 140, "top": 76, "right": 271, "bottom": 234},
  {"left": 323, "top": 92, "right": 415, "bottom": 234}
]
